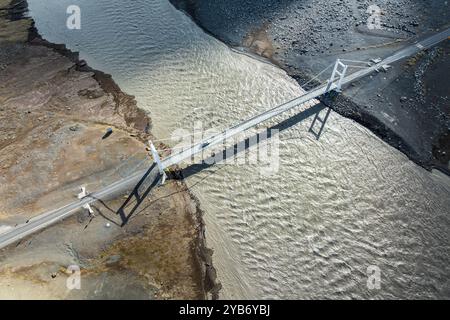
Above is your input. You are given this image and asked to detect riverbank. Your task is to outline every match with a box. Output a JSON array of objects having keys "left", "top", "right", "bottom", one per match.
[
  {"left": 9, "top": 0, "right": 450, "bottom": 300},
  {"left": 0, "top": 0, "right": 220, "bottom": 299},
  {"left": 169, "top": 0, "right": 450, "bottom": 174}
]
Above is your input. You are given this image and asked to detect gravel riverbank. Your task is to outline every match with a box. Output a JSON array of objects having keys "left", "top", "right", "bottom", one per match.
[{"left": 170, "top": 0, "right": 450, "bottom": 174}]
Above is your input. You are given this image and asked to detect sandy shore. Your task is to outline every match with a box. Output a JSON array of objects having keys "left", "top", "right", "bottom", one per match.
[
  {"left": 170, "top": 0, "right": 450, "bottom": 174},
  {"left": 0, "top": 0, "right": 220, "bottom": 299}
]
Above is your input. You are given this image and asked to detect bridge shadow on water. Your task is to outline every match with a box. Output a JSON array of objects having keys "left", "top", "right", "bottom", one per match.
[
  {"left": 108, "top": 101, "right": 330, "bottom": 226},
  {"left": 181, "top": 101, "right": 329, "bottom": 180}
]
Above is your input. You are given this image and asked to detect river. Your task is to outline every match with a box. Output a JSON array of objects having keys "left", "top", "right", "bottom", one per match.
[{"left": 27, "top": 0, "right": 450, "bottom": 299}]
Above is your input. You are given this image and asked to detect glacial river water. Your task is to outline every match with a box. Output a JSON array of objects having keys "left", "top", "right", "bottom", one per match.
[{"left": 28, "top": 0, "right": 450, "bottom": 299}]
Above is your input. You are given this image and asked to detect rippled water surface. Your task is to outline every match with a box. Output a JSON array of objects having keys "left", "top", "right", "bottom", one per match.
[{"left": 28, "top": 0, "right": 450, "bottom": 299}]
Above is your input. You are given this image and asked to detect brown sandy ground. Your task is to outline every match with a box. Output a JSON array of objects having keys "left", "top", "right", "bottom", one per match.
[
  {"left": 0, "top": 182, "right": 207, "bottom": 299},
  {"left": 0, "top": 0, "right": 219, "bottom": 299}
]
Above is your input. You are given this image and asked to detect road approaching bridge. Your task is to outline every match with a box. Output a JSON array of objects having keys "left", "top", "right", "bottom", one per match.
[
  {"left": 160, "top": 27, "right": 450, "bottom": 169},
  {"left": 0, "top": 27, "right": 449, "bottom": 250}
]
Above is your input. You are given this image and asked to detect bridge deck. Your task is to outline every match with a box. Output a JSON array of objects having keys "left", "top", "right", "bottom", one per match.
[
  {"left": 0, "top": 27, "right": 449, "bottom": 249},
  {"left": 161, "top": 26, "right": 450, "bottom": 169}
]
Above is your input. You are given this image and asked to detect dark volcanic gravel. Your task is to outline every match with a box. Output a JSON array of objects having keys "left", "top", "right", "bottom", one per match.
[{"left": 170, "top": 0, "right": 450, "bottom": 173}]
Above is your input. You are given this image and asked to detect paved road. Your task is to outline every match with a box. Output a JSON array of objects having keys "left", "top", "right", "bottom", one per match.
[
  {"left": 0, "top": 169, "right": 148, "bottom": 249},
  {"left": 162, "top": 27, "right": 450, "bottom": 168},
  {"left": 0, "top": 27, "right": 448, "bottom": 250}
]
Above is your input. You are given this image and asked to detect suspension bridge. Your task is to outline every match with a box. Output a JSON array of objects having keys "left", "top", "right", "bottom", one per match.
[{"left": 0, "top": 27, "right": 449, "bottom": 249}]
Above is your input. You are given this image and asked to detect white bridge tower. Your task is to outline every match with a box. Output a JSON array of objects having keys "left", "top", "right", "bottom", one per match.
[
  {"left": 326, "top": 59, "right": 348, "bottom": 93},
  {"left": 149, "top": 141, "right": 167, "bottom": 185}
]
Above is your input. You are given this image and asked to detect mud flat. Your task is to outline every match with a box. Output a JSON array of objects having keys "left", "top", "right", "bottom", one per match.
[
  {"left": 170, "top": 0, "right": 450, "bottom": 174},
  {"left": 0, "top": 0, "right": 219, "bottom": 299}
]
